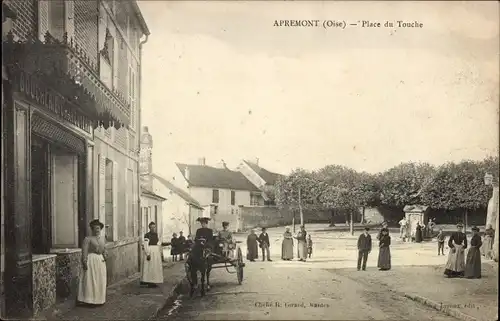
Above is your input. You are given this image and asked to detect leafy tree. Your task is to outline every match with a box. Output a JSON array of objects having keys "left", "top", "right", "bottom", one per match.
[
  {"left": 420, "top": 160, "right": 492, "bottom": 230},
  {"left": 379, "top": 162, "right": 436, "bottom": 208},
  {"left": 261, "top": 184, "right": 276, "bottom": 205}
]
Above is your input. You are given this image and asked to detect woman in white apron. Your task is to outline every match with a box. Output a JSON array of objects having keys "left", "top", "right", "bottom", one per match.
[
  {"left": 444, "top": 223, "right": 467, "bottom": 278},
  {"left": 141, "top": 222, "right": 164, "bottom": 287},
  {"left": 77, "top": 219, "right": 108, "bottom": 306}
]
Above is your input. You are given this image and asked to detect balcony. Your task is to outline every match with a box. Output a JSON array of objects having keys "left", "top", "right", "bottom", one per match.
[{"left": 3, "top": 31, "right": 130, "bottom": 130}]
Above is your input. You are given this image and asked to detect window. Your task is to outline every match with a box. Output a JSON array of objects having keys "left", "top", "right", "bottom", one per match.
[
  {"left": 231, "top": 191, "right": 236, "bottom": 205},
  {"left": 250, "top": 192, "right": 261, "bottom": 206},
  {"left": 38, "top": 0, "right": 74, "bottom": 42},
  {"left": 48, "top": 0, "right": 65, "bottom": 40},
  {"left": 212, "top": 189, "right": 219, "bottom": 204},
  {"left": 104, "top": 159, "right": 115, "bottom": 241}
]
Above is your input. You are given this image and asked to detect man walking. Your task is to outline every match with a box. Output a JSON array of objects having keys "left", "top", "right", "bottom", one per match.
[
  {"left": 258, "top": 227, "right": 272, "bottom": 262},
  {"left": 357, "top": 227, "right": 372, "bottom": 271}
]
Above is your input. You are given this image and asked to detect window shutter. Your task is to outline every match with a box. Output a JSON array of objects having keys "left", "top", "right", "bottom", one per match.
[
  {"left": 112, "top": 161, "right": 119, "bottom": 241},
  {"left": 38, "top": 0, "right": 50, "bottom": 41},
  {"left": 64, "top": 0, "right": 75, "bottom": 41},
  {"left": 124, "top": 166, "right": 129, "bottom": 235},
  {"left": 98, "top": 155, "right": 106, "bottom": 234}
]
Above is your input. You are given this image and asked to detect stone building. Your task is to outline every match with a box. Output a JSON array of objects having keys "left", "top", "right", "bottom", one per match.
[{"left": 1, "top": 1, "right": 149, "bottom": 318}]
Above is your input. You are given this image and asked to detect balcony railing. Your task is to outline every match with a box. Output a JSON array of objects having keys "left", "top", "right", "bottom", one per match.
[{"left": 3, "top": 31, "right": 130, "bottom": 129}]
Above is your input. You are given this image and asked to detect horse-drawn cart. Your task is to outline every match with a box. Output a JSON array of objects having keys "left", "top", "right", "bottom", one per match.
[{"left": 185, "top": 238, "right": 245, "bottom": 286}]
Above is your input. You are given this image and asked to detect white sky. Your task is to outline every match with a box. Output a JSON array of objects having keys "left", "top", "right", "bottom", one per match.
[{"left": 138, "top": 1, "right": 499, "bottom": 176}]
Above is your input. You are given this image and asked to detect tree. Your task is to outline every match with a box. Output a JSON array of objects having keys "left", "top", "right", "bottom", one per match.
[
  {"left": 420, "top": 160, "right": 492, "bottom": 231},
  {"left": 379, "top": 162, "right": 436, "bottom": 208},
  {"left": 354, "top": 172, "right": 381, "bottom": 224},
  {"left": 261, "top": 184, "right": 277, "bottom": 205}
]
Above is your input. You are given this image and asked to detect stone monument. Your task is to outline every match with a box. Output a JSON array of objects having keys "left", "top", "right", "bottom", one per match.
[{"left": 403, "top": 205, "right": 428, "bottom": 242}]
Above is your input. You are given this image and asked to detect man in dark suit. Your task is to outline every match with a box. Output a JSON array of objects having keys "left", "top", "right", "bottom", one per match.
[
  {"left": 357, "top": 227, "right": 372, "bottom": 271},
  {"left": 258, "top": 227, "right": 272, "bottom": 262}
]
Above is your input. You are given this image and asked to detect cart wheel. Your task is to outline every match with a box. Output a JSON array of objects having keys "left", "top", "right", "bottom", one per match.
[{"left": 236, "top": 247, "right": 244, "bottom": 284}]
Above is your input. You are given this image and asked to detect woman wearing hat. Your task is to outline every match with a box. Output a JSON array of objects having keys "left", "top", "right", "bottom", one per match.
[
  {"left": 218, "top": 221, "right": 234, "bottom": 257},
  {"left": 195, "top": 217, "right": 214, "bottom": 247},
  {"left": 444, "top": 223, "right": 467, "bottom": 278},
  {"left": 465, "top": 226, "right": 482, "bottom": 279},
  {"left": 77, "top": 219, "right": 108, "bottom": 306},
  {"left": 141, "top": 222, "right": 164, "bottom": 287},
  {"left": 281, "top": 226, "right": 294, "bottom": 260}
]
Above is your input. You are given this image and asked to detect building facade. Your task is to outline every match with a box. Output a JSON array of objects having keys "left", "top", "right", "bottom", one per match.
[
  {"left": 236, "top": 158, "right": 283, "bottom": 205},
  {"left": 174, "top": 159, "right": 262, "bottom": 232},
  {"left": 1, "top": 1, "right": 149, "bottom": 318}
]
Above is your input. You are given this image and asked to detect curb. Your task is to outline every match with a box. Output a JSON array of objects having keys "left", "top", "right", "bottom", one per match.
[
  {"left": 403, "top": 293, "right": 479, "bottom": 321},
  {"left": 147, "top": 274, "right": 188, "bottom": 320}
]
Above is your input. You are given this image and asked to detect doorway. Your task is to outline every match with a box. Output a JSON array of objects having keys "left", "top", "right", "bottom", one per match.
[{"left": 31, "top": 136, "right": 51, "bottom": 254}]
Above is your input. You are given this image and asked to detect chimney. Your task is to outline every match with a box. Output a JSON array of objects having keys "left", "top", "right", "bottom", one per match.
[
  {"left": 198, "top": 157, "right": 206, "bottom": 166},
  {"left": 216, "top": 159, "right": 227, "bottom": 169},
  {"left": 254, "top": 157, "right": 259, "bottom": 166},
  {"left": 184, "top": 167, "right": 190, "bottom": 180}
]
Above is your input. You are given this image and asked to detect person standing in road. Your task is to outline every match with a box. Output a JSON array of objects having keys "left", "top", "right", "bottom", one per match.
[
  {"left": 357, "top": 227, "right": 372, "bottom": 271},
  {"left": 170, "top": 233, "right": 179, "bottom": 261},
  {"left": 377, "top": 228, "right": 391, "bottom": 271},
  {"left": 415, "top": 222, "right": 423, "bottom": 243},
  {"left": 465, "top": 226, "right": 482, "bottom": 279},
  {"left": 398, "top": 217, "right": 407, "bottom": 240},
  {"left": 306, "top": 234, "right": 313, "bottom": 259},
  {"left": 377, "top": 221, "right": 389, "bottom": 240},
  {"left": 437, "top": 228, "right": 446, "bottom": 255},
  {"left": 77, "top": 219, "right": 108, "bottom": 306},
  {"left": 140, "top": 222, "right": 164, "bottom": 287},
  {"left": 258, "top": 227, "right": 272, "bottom": 261},
  {"left": 444, "top": 223, "right": 467, "bottom": 278},
  {"left": 281, "top": 226, "right": 294, "bottom": 260},
  {"left": 481, "top": 224, "right": 494, "bottom": 259},
  {"left": 246, "top": 229, "right": 259, "bottom": 262},
  {"left": 295, "top": 225, "right": 307, "bottom": 262},
  {"left": 177, "top": 231, "right": 186, "bottom": 261}
]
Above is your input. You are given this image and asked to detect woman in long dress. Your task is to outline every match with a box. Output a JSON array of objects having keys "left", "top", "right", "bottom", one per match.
[
  {"left": 141, "top": 222, "right": 164, "bottom": 287},
  {"left": 77, "top": 219, "right": 108, "bottom": 306},
  {"left": 295, "top": 225, "right": 307, "bottom": 262},
  {"left": 246, "top": 229, "right": 259, "bottom": 262},
  {"left": 465, "top": 226, "right": 482, "bottom": 279},
  {"left": 377, "top": 228, "right": 391, "bottom": 271},
  {"left": 415, "top": 223, "right": 423, "bottom": 243},
  {"left": 281, "top": 227, "right": 294, "bottom": 260},
  {"left": 480, "top": 224, "right": 494, "bottom": 259},
  {"left": 444, "top": 223, "right": 467, "bottom": 278}
]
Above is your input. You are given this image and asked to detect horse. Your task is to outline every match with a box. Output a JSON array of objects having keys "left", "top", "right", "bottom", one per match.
[{"left": 186, "top": 238, "right": 214, "bottom": 297}]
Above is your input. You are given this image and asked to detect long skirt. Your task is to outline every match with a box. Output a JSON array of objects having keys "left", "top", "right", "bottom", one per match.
[
  {"left": 282, "top": 238, "right": 294, "bottom": 260},
  {"left": 444, "top": 244, "right": 465, "bottom": 278},
  {"left": 464, "top": 247, "right": 482, "bottom": 279},
  {"left": 480, "top": 236, "right": 493, "bottom": 258},
  {"left": 77, "top": 253, "right": 107, "bottom": 305},
  {"left": 297, "top": 240, "right": 307, "bottom": 260},
  {"left": 377, "top": 246, "right": 391, "bottom": 270},
  {"left": 247, "top": 241, "right": 258, "bottom": 260},
  {"left": 141, "top": 245, "right": 164, "bottom": 284},
  {"left": 415, "top": 230, "right": 423, "bottom": 243}
]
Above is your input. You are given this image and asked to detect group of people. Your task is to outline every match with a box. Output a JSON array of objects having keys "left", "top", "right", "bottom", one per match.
[
  {"left": 356, "top": 222, "right": 392, "bottom": 271},
  {"left": 245, "top": 225, "right": 313, "bottom": 262},
  {"left": 167, "top": 231, "right": 193, "bottom": 261},
  {"left": 398, "top": 217, "right": 436, "bottom": 243}
]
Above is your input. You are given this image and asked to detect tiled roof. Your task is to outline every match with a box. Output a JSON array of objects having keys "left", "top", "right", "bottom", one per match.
[
  {"left": 152, "top": 173, "right": 204, "bottom": 209},
  {"left": 243, "top": 160, "right": 284, "bottom": 186},
  {"left": 175, "top": 163, "right": 260, "bottom": 192},
  {"left": 140, "top": 187, "right": 167, "bottom": 201}
]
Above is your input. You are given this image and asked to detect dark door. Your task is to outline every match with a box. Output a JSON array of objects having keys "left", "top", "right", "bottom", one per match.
[{"left": 31, "top": 135, "right": 51, "bottom": 254}]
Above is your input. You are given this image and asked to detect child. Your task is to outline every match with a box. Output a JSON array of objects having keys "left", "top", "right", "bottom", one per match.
[
  {"left": 437, "top": 228, "right": 445, "bottom": 255},
  {"left": 185, "top": 234, "right": 194, "bottom": 253},
  {"left": 170, "top": 233, "right": 178, "bottom": 261},
  {"left": 307, "top": 234, "right": 313, "bottom": 258}
]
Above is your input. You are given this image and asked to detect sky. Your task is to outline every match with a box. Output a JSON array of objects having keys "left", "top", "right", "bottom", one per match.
[{"left": 137, "top": 1, "right": 499, "bottom": 177}]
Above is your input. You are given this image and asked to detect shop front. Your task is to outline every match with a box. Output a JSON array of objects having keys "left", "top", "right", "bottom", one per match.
[{"left": 2, "top": 30, "right": 130, "bottom": 318}]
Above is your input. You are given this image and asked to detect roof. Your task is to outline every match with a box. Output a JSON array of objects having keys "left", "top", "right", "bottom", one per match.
[
  {"left": 141, "top": 187, "right": 167, "bottom": 201},
  {"left": 131, "top": 1, "right": 151, "bottom": 36},
  {"left": 175, "top": 163, "right": 261, "bottom": 192},
  {"left": 243, "top": 160, "right": 284, "bottom": 186},
  {"left": 152, "top": 173, "right": 204, "bottom": 210}
]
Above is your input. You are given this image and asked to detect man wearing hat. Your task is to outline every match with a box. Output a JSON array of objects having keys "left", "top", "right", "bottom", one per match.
[
  {"left": 218, "top": 221, "right": 235, "bottom": 258},
  {"left": 357, "top": 227, "right": 372, "bottom": 271},
  {"left": 195, "top": 217, "right": 214, "bottom": 248},
  {"left": 444, "top": 223, "right": 467, "bottom": 278}
]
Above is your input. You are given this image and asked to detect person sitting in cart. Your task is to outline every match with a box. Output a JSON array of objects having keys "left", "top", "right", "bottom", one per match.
[
  {"left": 194, "top": 217, "right": 214, "bottom": 249},
  {"left": 218, "top": 221, "right": 235, "bottom": 258}
]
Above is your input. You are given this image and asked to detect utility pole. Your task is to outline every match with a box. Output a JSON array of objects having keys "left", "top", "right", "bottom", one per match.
[{"left": 298, "top": 187, "right": 304, "bottom": 226}]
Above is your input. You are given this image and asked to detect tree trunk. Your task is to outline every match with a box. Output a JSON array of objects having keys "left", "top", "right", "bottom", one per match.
[
  {"left": 360, "top": 207, "right": 365, "bottom": 224},
  {"left": 464, "top": 209, "right": 468, "bottom": 234},
  {"left": 350, "top": 210, "right": 354, "bottom": 236},
  {"left": 298, "top": 188, "right": 304, "bottom": 226},
  {"left": 330, "top": 209, "right": 335, "bottom": 227}
]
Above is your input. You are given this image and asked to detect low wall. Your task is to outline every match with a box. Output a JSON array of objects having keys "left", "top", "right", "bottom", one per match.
[
  {"left": 239, "top": 206, "right": 331, "bottom": 230},
  {"left": 106, "top": 238, "right": 139, "bottom": 286}
]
